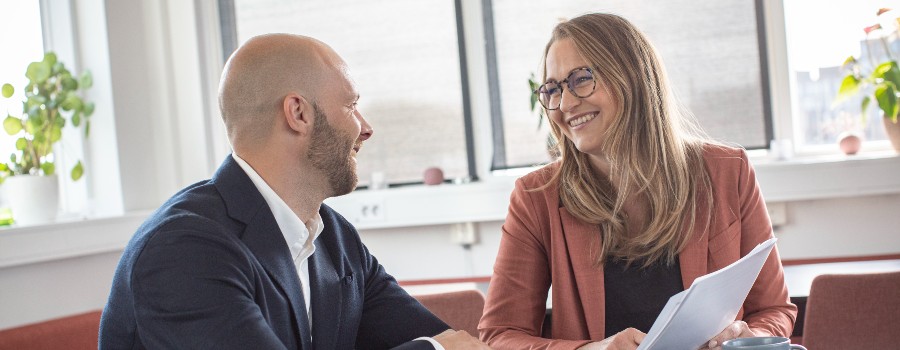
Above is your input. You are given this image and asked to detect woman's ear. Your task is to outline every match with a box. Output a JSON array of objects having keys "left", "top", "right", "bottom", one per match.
[{"left": 283, "top": 92, "right": 312, "bottom": 135}]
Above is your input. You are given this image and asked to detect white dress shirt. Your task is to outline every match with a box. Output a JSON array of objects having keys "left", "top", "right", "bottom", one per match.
[
  {"left": 232, "top": 154, "right": 444, "bottom": 349},
  {"left": 233, "top": 154, "right": 321, "bottom": 326}
]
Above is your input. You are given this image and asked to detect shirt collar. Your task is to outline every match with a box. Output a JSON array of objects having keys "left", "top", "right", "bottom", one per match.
[{"left": 232, "top": 153, "right": 324, "bottom": 260}]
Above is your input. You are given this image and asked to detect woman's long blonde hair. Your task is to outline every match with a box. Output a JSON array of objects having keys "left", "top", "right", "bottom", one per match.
[{"left": 539, "top": 13, "right": 714, "bottom": 268}]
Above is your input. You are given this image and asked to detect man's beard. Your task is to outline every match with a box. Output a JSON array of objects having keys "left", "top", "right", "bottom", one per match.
[{"left": 307, "top": 103, "right": 358, "bottom": 196}]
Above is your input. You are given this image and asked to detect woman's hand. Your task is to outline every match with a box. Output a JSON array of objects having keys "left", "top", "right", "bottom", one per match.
[
  {"left": 702, "top": 320, "right": 757, "bottom": 349},
  {"left": 576, "top": 328, "right": 646, "bottom": 350}
]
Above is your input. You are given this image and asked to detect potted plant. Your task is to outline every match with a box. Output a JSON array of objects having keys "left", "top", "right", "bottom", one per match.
[
  {"left": 0, "top": 52, "right": 93, "bottom": 225},
  {"left": 836, "top": 8, "right": 900, "bottom": 152}
]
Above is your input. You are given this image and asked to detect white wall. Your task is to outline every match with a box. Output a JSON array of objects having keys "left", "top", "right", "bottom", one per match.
[{"left": 1, "top": 0, "right": 899, "bottom": 330}]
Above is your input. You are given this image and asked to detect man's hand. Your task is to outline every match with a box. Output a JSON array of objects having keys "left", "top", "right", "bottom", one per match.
[
  {"left": 576, "top": 328, "right": 645, "bottom": 350},
  {"left": 433, "top": 329, "right": 491, "bottom": 349},
  {"left": 702, "top": 320, "right": 756, "bottom": 350}
]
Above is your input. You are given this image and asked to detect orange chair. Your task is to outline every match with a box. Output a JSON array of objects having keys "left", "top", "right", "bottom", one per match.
[
  {"left": 0, "top": 310, "right": 102, "bottom": 350},
  {"left": 413, "top": 289, "right": 485, "bottom": 336},
  {"left": 802, "top": 271, "right": 900, "bottom": 350}
]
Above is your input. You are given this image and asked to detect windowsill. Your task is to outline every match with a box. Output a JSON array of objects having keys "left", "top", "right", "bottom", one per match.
[
  {"left": 325, "top": 150, "right": 900, "bottom": 229},
  {"left": 2, "top": 151, "right": 898, "bottom": 269},
  {"left": 0, "top": 211, "right": 151, "bottom": 269}
]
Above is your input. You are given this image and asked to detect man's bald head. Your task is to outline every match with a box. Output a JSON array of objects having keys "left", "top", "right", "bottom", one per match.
[{"left": 218, "top": 34, "right": 344, "bottom": 148}]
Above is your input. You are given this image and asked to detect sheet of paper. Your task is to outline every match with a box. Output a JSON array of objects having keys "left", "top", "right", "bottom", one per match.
[{"left": 636, "top": 237, "right": 777, "bottom": 350}]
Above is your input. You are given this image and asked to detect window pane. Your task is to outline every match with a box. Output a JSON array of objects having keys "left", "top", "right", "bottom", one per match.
[
  {"left": 0, "top": 1, "right": 44, "bottom": 163},
  {"left": 783, "top": 0, "right": 893, "bottom": 147},
  {"left": 230, "top": 0, "right": 469, "bottom": 186},
  {"left": 490, "top": 0, "right": 770, "bottom": 168}
]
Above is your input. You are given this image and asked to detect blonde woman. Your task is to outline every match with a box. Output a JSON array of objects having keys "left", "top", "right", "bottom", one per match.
[{"left": 479, "top": 13, "right": 796, "bottom": 350}]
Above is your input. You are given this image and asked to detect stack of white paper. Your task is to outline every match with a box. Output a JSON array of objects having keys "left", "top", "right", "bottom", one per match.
[{"left": 636, "top": 237, "right": 777, "bottom": 350}]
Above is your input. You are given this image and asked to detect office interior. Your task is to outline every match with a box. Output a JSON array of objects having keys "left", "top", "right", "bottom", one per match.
[{"left": 0, "top": 0, "right": 898, "bottom": 341}]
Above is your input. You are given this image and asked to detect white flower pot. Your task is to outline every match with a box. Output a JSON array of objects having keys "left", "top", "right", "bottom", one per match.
[{"left": 2, "top": 174, "right": 60, "bottom": 226}]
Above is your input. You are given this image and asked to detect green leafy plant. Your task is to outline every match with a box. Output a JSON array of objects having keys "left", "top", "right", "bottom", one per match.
[
  {"left": 836, "top": 8, "right": 900, "bottom": 124},
  {"left": 0, "top": 52, "right": 92, "bottom": 183},
  {"left": 529, "top": 72, "right": 547, "bottom": 129},
  {"left": 529, "top": 73, "right": 559, "bottom": 159}
]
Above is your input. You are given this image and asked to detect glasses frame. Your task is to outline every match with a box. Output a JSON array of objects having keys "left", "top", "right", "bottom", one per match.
[{"left": 533, "top": 67, "right": 598, "bottom": 111}]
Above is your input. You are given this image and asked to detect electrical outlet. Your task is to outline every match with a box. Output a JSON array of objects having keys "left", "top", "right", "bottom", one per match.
[
  {"left": 450, "top": 222, "right": 478, "bottom": 245},
  {"left": 767, "top": 201, "right": 787, "bottom": 227},
  {"left": 356, "top": 197, "right": 385, "bottom": 222}
]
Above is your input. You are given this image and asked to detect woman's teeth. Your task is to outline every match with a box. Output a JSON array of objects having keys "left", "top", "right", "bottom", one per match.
[{"left": 569, "top": 113, "right": 597, "bottom": 127}]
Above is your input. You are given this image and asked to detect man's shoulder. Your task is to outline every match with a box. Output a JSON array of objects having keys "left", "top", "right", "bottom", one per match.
[{"left": 125, "top": 179, "right": 241, "bottom": 258}]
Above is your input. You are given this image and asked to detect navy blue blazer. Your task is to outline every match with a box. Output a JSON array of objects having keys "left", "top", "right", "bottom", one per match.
[{"left": 99, "top": 156, "right": 449, "bottom": 349}]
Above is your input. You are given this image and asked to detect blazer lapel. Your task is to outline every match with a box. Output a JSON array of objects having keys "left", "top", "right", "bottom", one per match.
[
  {"left": 213, "top": 156, "right": 313, "bottom": 349},
  {"left": 558, "top": 207, "right": 605, "bottom": 341},
  {"left": 308, "top": 234, "right": 343, "bottom": 350},
  {"left": 678, "top": 193, "right": 713, "bottom": 289},
  {"left": 242, "top": 213, "right": 313, "bottom": 349}
]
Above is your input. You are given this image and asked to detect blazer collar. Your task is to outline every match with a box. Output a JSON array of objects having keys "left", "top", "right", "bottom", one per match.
[{"left": 211, "top": 155, "right": 314, "bottom": 348}]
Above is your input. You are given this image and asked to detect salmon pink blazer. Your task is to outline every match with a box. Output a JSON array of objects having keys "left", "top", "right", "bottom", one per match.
[{"left": 479, "top": 145, "right": 797, "bottom": 349}]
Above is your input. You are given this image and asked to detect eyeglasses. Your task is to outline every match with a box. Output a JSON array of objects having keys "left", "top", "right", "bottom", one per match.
[{"left": 533, "top": 67, "right": 597, "bottom": 110}]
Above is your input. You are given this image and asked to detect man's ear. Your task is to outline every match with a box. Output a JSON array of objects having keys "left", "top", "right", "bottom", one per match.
[{"left": 283, "top": 92, "right": 313, "bottom": 135}]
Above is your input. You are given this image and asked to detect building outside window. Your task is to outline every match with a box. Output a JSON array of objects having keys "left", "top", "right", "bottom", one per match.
[{"left": 783, "top": 0, "right": 895, "bottom": 149}]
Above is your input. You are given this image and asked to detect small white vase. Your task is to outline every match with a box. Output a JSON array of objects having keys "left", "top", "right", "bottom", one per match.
[{"left": 2, "top": 174, "right": 60, "bottom": 226}]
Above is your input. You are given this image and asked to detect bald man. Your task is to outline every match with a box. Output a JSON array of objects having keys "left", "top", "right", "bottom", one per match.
[{"left": 99, "top": 34, "right": 487, "bottom": 349}]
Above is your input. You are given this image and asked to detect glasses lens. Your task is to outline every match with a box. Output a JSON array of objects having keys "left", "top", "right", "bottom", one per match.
[
  {"left": 568, "top": 68, "right": 596, "bottom": 98},
  {"left": 539, "top": 83, "right": 561, "bottom": 109}
]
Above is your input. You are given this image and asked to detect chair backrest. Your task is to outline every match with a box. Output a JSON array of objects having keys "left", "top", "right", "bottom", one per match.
[
  {"left": 802, "top": 271, "right": 900, "bottom": 350},
  {"left": 0, "top": 310, "right": 102, "bottom": 350},
  {"left": 412, "top": 289, "right": 485, "bottom": 336}
]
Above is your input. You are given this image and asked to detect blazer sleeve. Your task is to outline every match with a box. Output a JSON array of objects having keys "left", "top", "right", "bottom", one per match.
[
  {"left": 354, "top": 243, "right": 450, "bottom": 349},
  {"left": 735, "top": 150, "right": 798, "bottom": 336},
  {"left": 129, "top": 225, "right": 288, "bottom": 350},
  {"left": 479, "top": 178, "right": 592, "bottom": 349}
]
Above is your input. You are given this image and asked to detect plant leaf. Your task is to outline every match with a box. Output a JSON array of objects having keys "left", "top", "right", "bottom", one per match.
[
  {"left": 50, "top": 124, "right": 62, "bottom": 143},
  {"left": 841, "top": 56, "right": 857, "bottom": 69},
  {"left": 43, "top": 52, "right": 57, "bottom": 67},
  {"left": 83, "top": 102, "right": 95, "bottom": 117},
  {"left": 872, "top": 61, "right": 900, "bottom": 91},
  {"left": 72, "top": 111, "right": 81, "bottom": 127},
  {"left": 1, "top": 83, "right": 13, "bottom": 98},
  {"left": 3, "top": 116, "right": 22, "bottom": 135},
  {"left": 23, "top": 117, "right": 36, "bottom": 134},
  {"left": 41, "top": 161, "right": 55, "bottom": 176},
  {"left": 85, "top": 120, "right": 91, "bottom": 138},
  {"left": 26, "top": 61, "right": 52, "bottom": 83},
  {"left": 70, "top": 160, "right": 83, "bottom": 181},
  {"left": 835, "top": 74, "right": 861, "bottom": 104},
  {"left": 60, "top": 93, "right": 82, "bottom": 111},
  {"left": 15, "top": 137, "right": 27, "bottom": 151},
  {"left": 79, "top": 70, "right": 93, "bottom": 89},
  {"left": 874, "top": 82, "right": 899, "bottom": 120},
  {"left": 61, "top": 75, "right": 78, "bottom": 91}
]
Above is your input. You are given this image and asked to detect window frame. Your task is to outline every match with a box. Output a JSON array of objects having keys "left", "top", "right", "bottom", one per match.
[
  {"left": 483, "top": 0, "right": 777, "bottom": 171},
  {"left": 216, "top": 0, "right": 480, "bottom": 187}
]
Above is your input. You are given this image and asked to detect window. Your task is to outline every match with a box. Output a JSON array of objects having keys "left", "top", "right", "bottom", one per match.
[
  {"left": 487, "top": 0, "right": 772, "bottom": 169},
  {"left": 220, "top": 0, "right": 476, "bottom": 187},
  {"left": 782, "top": 0, "right": 892, "bottom": 149},
  {"left": 0, "top": 1, "right": 45, "bottom": 165}
]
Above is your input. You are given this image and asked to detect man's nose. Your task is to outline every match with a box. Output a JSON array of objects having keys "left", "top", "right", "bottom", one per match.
[{"left": 357, "top": 110, "right": 373, "bottom": 141}]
